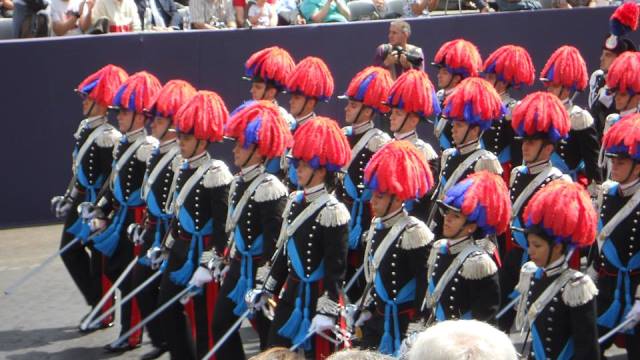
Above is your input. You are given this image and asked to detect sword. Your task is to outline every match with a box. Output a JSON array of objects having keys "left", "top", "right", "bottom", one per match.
[
  {"left": 201, "top": 308, "right": 252, "bottom": 360},
  {"left": 110, "top": 284, "right": 196, "bottom": 348},
  {"left": 87, "top": 269, "right": 163, "bottom": 329},
  {"left": 3, "top": 237, "right": 82, "bottom": 296},
  {"left": 598, "top": 317, "right": 636, "bottom": 344},
  {"left": 496, "top": 294, "right": 521, "bottom": 320},
  {"left": 343, "top": 265, "right": 364, "bottom": 296},
  {"left": 79, "top": 256, "right": 138, "bottom": 331}
]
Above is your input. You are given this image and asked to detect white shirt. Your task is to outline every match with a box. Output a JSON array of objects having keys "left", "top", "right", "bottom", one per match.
[
  {"left": 248, "top": 2, "right": 275, "bottom": 27},
  {"left": 92, "top": 0, "right": 141, "bottom": 31},
  {"left": 51, "top": 0, "right": 87, "bottom": 36}
]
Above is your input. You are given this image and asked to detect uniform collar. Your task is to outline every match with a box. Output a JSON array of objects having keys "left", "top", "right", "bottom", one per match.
[
  {"left": 85, "top": 115, "right": 107, "bottom": 128},
  {"left": 394, "top": 130, "right": 417, "bottom": 142},
  {"left": 186, "top": 151, "right": 210, "bottom": 169},
  {"left": 380, "top": 208, "right": 406, "bottom": 229},
  {"left": 240, "top": 163, "right": 263, "bottom": 182},
  {"left": 526, "top": 160, "right": 553, "bottom": 175},
  {"left": 353, "top": 121, "right": 374, "bottom": 135},
  {"left": 619, "top": 178, "right": 640, "bottom": 197},
  {"left": 456, "top": 139, "right": 481, "bottom": 155},
  {"left": 543, "top": 255, "right": 567, "bottom": 277},
  {"left": 446, "top": 236, "right": 473, "bottom": 255},
  {"left": 159, "top": 138, "right": 178, "bottom": 154},
  {"left": 500, "top": 92, "right": 514, "bottom": 103},
  {"left": 296, "top": 111, "right": 316, "bottom": 127},
  {"left": 125, "top": 127, "right": 146, "bottom": 143},
  {"left": 303, "top": 183, "right": 327, "bottom": 203},
  {"left": 620, "top": 107, "right": 639, "bottom": 117}
]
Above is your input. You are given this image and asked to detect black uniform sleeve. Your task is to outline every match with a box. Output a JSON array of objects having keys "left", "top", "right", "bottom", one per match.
[
  {"left": 209, "top": 184, "right": 230, "bottom": 255},
  {"left": 575, "top": 126, "right": 603, "bottom": 184},
  {"left": 408, "top": 245, "right": 429, "bottom": 314},
  {"left": 265, "top": 241, "right": 288, "bottom": 294},
  {"left": 570, "top": 299, "right": 601, "bottom": 360},
  {"left": 258, "top": 196, "right": 287, "bottom": 266},
  {"left": 322, "top": 223, "right": 349, "bottom": 301},
  {"left": 469, "top": 274, "right": 501, "bottom": 323}
]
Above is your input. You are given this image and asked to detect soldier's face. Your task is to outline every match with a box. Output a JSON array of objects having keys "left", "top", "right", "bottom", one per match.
[
  {"left": 150, "top": 116, "right": 172, "bottom": 140},
  {"left": 442, "top": 209, "right": 474, "bottom": 239},
  {"left": 600, "top": 49, "right": 617, "bottom": 72},
  {"left": 344, "top": 100, "right": 364, "bottom": 124},
  {"left": 371, "top": 191, "right": 401, "bottom": 217},
  {"left": 522, "top": 139, "right": 552, "bottom": 164},
  {"left": 251, "top": 81, "right": 276, "bottom": 101},
  {"left": 451, "top": 120, "right": 478, "bottom": 145},
  {"left": 117, "top": 109, "right": 137, "bottom": 132},
  {"left": 233, "top": 142, "right": 259, "bottom": 168},
  {"left": 614, "top": 91, "right": 640, "bottom": 112},
  {"left": 527, "top": 233, "right": 551, "bottom": 267},
  {"left": 177, "top": 133, "right": 199, "bottom": 158},
  {"left": 289, "top": 94, "right": 314, "bottom": 117},
  {"left": 437, "top": 68, "right": 454, "bottom": 89},
  {"left": 296, "top": 160, "right": 326, "bottom": 188},
  {"left": 389, "top": 108, "right": 418, "bottom": 133},
  {"left": 610, "top": 157, "right": 640, "bottom": 183}
]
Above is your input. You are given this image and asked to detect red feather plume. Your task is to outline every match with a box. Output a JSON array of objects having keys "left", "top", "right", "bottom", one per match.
[
  {"left": 433, "top": 39, "right": 483, "bottom": 78},
  {"left": 225, "top": 100, "right": 293, "bottom": 158},
  {"left": 387, "top": 69, "right": 439, "bottom": 117},
  {"left": 483, "top": 45, "right": 535, "bottom": 87},
  {"left": 285, "top": 57, "right": 334, "bottom": 101},
  {"left": 443, "top": 77, "right": 504, "bottom": 129},
  {"left": 606, "top": 51, "right": 640, "bottom": 94},
  {"left": 602, "top": 113, "right": 640, "bottom": 159},
  {"left": 523, "top": 180, "right": 597, "bottom": 248},
  {"left": 511, "top": 91, "right": 571, "bottom": 141},
  {"left": 115, "top": 71, "right": 162, "bottom": 113},
  {"left": 245, "top": 46, "right": 296, "bottom": 88},
  {"left": 345, "top": 66, "right": 393, "bottom": 113},
  {"left": 540, "top": 45, "right": 588, "bottom": 91},
  {"left": 460, "top": 171, "right": 511, "bottom": 236},
  {"left": 291, "top": 116, "right": 351, "bottom": 169},
  {"left": 149, "top": 80, "right": 197, "bottom": 119},
  {"left": 611, "top": 2, "right": 640, "bottom": 33},
  {"left": 174, "top": 90, "right": 229, "bottom": 142},
  {"left": 76, "top": 64, "right": 129, "bottom": 107},
  {"left": 363, "top": 140, "right": 434, "bottom": 201}
]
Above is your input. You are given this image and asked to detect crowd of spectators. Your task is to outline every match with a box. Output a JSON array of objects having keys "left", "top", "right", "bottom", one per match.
[{"left": 2, "top": 0, "right": 623, "bottom": 38}]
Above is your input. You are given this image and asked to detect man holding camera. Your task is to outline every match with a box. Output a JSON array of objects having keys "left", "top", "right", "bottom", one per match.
[{"left": 374, "top": 20, "right": 423, "bottom": 80}]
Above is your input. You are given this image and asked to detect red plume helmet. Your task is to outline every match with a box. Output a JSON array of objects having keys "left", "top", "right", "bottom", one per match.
[
  {"left": 174, "top": 90, "right": 229, "bottom": 142},
  {"left": 606, "top": 52, "right": 640, "bottom": 95},
  {"left": 441, "top": 171, "right": 511, "bottom": 236},
  {"left": 482, "top": 45, "right": 535, "bottom": 88},
  {"left": 432, "top": 39, "right": 482, "bottom": 78},
  {"left": 523, "top": 180, "right": 597, "bottom": 248},
  {"left": 112, "top": 71, "right": 162, "bottom": 113},
  {"left": 285, "top": 57, "right": 334, "bottom": 101},
  {"left": 540, "top": 46, "right": 588, "bottom": 92},
  {"left": 610, "top": 2, "right": 640, "bottom": 37},
  {"left": 76, "top": 64, "right": 129, "bottom": 107},
  {"left": 148, "top": 80, "right": 197, "bottom": 119},
  {"left": 603, "top": 113, "right": 640, "bottom": 160},
  {"left": 291, "top": 116, "right": 351, "bottom": 171},
  {"left": 387, "top": 69, "right": 440, "bottom": 118},
  {"left": 364, "top": 140, "right": 434, "bottom": 201},
  {"left": 225, "top": 100, "right": 293, "bottom": 158},
  {"left": 244, "top": 46, "right": 296, "bottom": 91},
  {"left": 442, "top": 77, "right": 505, "bottom": 130},
  {"left": 343, "top": 66, "right": 393, "bottom": 113},
  {"left": 511, "top": 91, "right": 571, "bottom": 143}
]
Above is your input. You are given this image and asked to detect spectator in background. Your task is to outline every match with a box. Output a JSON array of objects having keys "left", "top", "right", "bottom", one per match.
[
  {"left": 248, "top": 0, "right": 277, "bottom": 27},
  {"left": 407, "top": 320, "right": 517, "bottom": 360},
  {"left": 495, "top": 0, "right": 540, "bottom": 11},
  {"left": 12, "top": 0, "right": 49, "bottom": 37},
  {"left": 1, "top": 0, "right": 14, "bottom": 17},
  {"left": 400, "top": 0, "right": 436, "bottom": 18},
  {"left": 299, "top": 0, "right": 350, "bottom": 23},
  {"left": 51, "top": 0, "right": 93, "bottom": 35},
  {"left": 91, "top": 0, "right": 141, "bottom": 32},
  {"left": 374, "top": 20, "right": 424, "bottom": 79},
  {"left": 275, "top": 0, "right": 304, "bottom": 25},
  {"left": 189, "top": 0, "right": 236, "bottom": 28}
]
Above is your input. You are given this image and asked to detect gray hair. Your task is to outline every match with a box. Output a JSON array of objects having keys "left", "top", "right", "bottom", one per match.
[
  {"left": 327, "top": 349, "right": 395, "bottom": 360},
  {"left": 407, "top": 320, "right": 518, "bottom": 360},
  {"left": 391, "top": 20, "right": 411, "bottom": 36}
]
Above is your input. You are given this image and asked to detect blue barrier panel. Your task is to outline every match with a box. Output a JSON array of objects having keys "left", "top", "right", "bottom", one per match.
[{"left": 0, "top": 7, "right": 635, "bottom": 227}]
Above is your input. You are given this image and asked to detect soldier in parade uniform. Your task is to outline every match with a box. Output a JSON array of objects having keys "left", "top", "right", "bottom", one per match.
[
  {"left": 247, "top": 117, "right": 351, "bottom": 358},
  {"left": 425, "top": 171, "right": 509, "bottom": 324},
  {"left": 427, "top": 77, "right": 504, "bottom": 238},
  {"left": 540, "top": 45, "right": 603, "bottom": 192},
  {"left": 85, "top": 71, "right": 162, "bottom": 352},
  {"left": 336, "top": 66, "right": 392, "bottom": 301},
  {"left": 498, "top": 92, "right": 572, "bottom": 332},
  {"left": 131, "top": 79, "right": 197, "bottom": 360},
  {"left": 602, "top": 51, "right": 640, "bottom": 132},
  {"left": 354, "top": 141, "right": 434, "bottom": 356},
  {"left": 385, "top": 69, "right": 440, "bottom": 222},
  {"left": 431, "top": 39, "right": 483, "bottom": 151},
  {"left": 594, "top": 113, "right": 640, "bottom": 358},
  {"left": 482, "top": 44, "right": 536, "bottom": 175},
  {"left": 155, "top": 91, "right": 233, "bottom": 359},
  {"left": 210, "top": 101, "right": 292, "bottom": 358},
  {"left": 589, "top": 2, "right": 638, "bottom": 139},
  {"left": 514, "top": 180, "right": 600, "bottom": 360},
  {"left": 51, "top": 64, "right": 127, "bottom": 333}
]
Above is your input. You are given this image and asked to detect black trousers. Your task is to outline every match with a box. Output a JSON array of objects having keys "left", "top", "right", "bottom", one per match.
[
  {"left": 498, "top": 246, "right": 525, "bottom": 332},
  {"left": 211, "top": 259, "right": 271, "bottom": 359},
  {"left": 597, "top": 274, "right": 640, "bottom": 359},
  {"left": 358, "top": 311, "right": 410, "bottom": 353}
]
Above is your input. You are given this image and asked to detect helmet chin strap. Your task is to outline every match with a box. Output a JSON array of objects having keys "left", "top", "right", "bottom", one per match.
[
  {"left": 528, "top": 140, "right": 549, "bottom": 165},
  {"left": 188, "top": 140, "right": 202, "bottom": 159},
  {"left": 294, "top": 97, "right": 310, "bottom": 118},
  {"left": 125, "top": 111, "right": 136, "bottom": 134},
  {"left": 240, "top": 144, "right": 258, "bottom": 168},
  {"left": 84, "top": 100, "right": 96, "bottom": 118},
  {"left": 303, "top": 168, "right": 317, "bottom": 189},
  {"left": 158, "top": 119, "right": 172, "bottom": 141},
  {"left": 381, "top": 195, "right": 396, "bottom": 218},
  {"left": 395, "top": 113, "right": 410, "bottom": 133},
  {"left": 621, "top": 161, "right": 638, "bottom": 184},
  {"left": 451, "top": 219, "right": 471, "bottom": 239}
]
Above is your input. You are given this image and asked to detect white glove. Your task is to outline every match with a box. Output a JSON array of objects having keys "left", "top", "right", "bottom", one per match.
[
  {"left": 147, "top": 246, "right": 167, "bottom": 270},
  {"left": 588, "top": 182, "right": 602, "bottom": 199},
  {"left": 51, "top": 195, "right": 73, "bottom": 219},
  {"left": 90, "top": 218, "right": 107, "bottom": 232},
  {"left": 78, "top": 202, "right": 101, "bottom": 222},
  {"left": 245, "top": 288, "right": 271, "bottom": 312},
  {"left": 127, "top": 223, "right": 146, "bottom": 246},
  {"left": 207, "top": 255, "right": 229, "bottom": 283},
  {"left": 189, "top": 266, "right": 213, "bottom": 288},
  {"left": 355, "top": 310, "right": 372, "bottom": 327},
  {"left": 623, "top": 299, "right": 640, "bottom": 330},
  {"left": 308, "top": 314, "right": 335, "bottom": 335},
  {"left": 255, "top": 264, "right": 271, "bottom": 286}
]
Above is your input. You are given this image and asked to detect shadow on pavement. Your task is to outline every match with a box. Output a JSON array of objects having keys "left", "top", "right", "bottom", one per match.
[
  {"left": 0, "top": 326, "right": 84, "bottom": 352},
  {"left": 5, "top": 347, "right": 122, "bottom": 360}
]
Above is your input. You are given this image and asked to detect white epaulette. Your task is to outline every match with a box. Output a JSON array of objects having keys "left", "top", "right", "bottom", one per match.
[
  {"left": 96, "top": 126, "right": 122, "bottom": 148},
  {"left": 414, "top": 138, "right": 439, "bottom": 161},
  {"left": 400, "top": 217, "right": 434, "bottom": 250},
  {"left": 569, "top": 105, "right": 595, "bottom": 131},
  {"left": 562, "top": 270, "right": 599, "bottom": 307},
  {"left": 604, "top": 113, "right": 621, "bottom": 134},
  {"left": 440, "top": 148, "right": 456, "bottom": 171},
  {"left": 474, "top": 153, "right": 503, "bottom": 175},
  {"left": 203, "top": 160, "right": 233, "bottom": 188},
  {"left": 515, "top": 261, "right": 539, "bottom": 294},
  {"left": 460, "top": 251, "right": 498, "bottom": 280},
  {"left": 366, "top": 129, "right": 391, "bottom": 153},
  {"left": 316, "top": 196, "right": 350, "bottom": 227},
  {"left": 254, "top": 174, "right": 288, "bottom": 203},
  {"left": 135, "top": 136, "right": 159, "bottom": 162}
]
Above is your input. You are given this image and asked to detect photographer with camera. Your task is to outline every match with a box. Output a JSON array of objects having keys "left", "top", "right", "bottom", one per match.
[
  {"left": 51, "top": 0, "right": 93, "bottom": 35},
  {"left": 374, "top": 20, "right": 424, "bottom": 80}
]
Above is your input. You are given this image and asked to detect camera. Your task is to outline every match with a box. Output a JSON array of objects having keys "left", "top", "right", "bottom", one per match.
[{"left": 390, "top": 46, "right": 423, "bottom": 68}]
